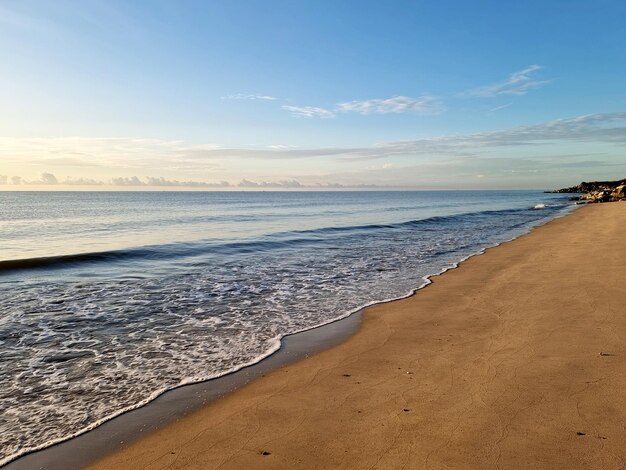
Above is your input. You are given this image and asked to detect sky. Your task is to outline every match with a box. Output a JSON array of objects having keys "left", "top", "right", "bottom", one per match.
[{"left": 1, "top": 0, "right": 625, "bottom": 190}]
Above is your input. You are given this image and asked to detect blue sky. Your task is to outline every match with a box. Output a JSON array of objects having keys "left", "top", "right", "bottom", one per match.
[{"left": 1, "top": 0, "right": 625, "bottom": 189}]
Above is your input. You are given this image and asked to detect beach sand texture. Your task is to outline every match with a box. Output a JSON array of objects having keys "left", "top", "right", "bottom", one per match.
[{"left": 89, "top": 202, "right": 626, "bottom": 469}]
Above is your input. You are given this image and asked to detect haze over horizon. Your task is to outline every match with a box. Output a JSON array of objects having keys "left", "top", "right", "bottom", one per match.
[{"left": 1, "top": 0, "right": 625, "bottom": 190}]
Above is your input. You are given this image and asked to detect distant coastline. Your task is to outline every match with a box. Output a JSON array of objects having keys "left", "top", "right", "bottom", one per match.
[{"left": 548, "top": 178, "right": 626, "bottom": 203}]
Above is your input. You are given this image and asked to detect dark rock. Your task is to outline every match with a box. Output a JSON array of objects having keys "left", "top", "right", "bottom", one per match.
[
  {"left": 547, "top": 178, "right": 626, "bottom": 203},
  {"left": 611, "top": 184, "right": 626, "bottom": 200}
]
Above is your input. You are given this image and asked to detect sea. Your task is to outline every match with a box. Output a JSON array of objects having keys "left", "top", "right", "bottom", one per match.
[{"left": 0, "top": 190, "right": 576, "bottom": 465}]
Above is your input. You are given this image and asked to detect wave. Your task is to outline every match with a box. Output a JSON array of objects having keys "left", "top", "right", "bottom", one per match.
[
  {"left": 0, "top": 204, "right": 567, "bottom": 275},
  {"left": 0, "top": 249, "right": 154, "bottom": 273},
  {"left": 286, "top": 206, "right": 539, "bottom": 235}
]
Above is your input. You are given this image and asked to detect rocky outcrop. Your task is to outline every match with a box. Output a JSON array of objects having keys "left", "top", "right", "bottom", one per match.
[{"left": 548, "top": 179, "right": 626, "bottom": 203}]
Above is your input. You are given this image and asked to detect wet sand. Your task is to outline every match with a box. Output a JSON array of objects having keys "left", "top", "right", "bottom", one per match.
[{"left": 90, "top": 202, "right": 626, "bottom": 469}]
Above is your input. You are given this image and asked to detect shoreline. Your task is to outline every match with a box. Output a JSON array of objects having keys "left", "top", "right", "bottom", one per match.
[
  {"left": 88, "top": 203, "right": 626, "bottom": 468},
  {"left": 3, "top": 204, "right": 576, "bottom": 469},
  {"left": 0, "top": 205, "right": 577, "bottom": 470},
  {"left": 5, "top": 312, "right": 363, "bottom": 470}
]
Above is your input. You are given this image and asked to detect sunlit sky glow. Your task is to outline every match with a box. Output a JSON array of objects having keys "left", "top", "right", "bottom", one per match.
[{"left": 1, "top": 0, "right": 625, "bottom": 190}]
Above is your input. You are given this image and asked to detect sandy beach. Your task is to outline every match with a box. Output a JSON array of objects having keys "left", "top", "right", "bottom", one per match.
[{"left": 88, "top": 202, "right": 626, "bottom": 469}]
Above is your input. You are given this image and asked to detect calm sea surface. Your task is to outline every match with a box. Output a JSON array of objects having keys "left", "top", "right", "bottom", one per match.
[{"left": 0, "top": 190, "right": 575, "bottom": 464}]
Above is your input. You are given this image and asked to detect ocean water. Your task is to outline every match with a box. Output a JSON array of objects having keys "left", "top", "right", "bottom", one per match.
[{"left": 0, "top": 190, "right": 575, "bottom": 465}]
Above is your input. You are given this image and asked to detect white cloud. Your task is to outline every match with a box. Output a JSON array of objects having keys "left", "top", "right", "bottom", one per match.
[
  {"left": 222, "top": 93, "right": 277, "bottom": 101},
  {"left": 4, "top": 174, "right": 231, "bottom": 187},
  {"left": 236, "top": 179, "right": 383, "bottom": 188},
  {"left": 489, "top": 103, "right": 512, "bottom": 112},
  {"left": 2, "top": 112, "right": 625, "bottom": 188},
  {"left": 143, "top": 177, "right": 230, "bottom": 187},
  {"left": 111, "top": 176, "right": 230, "bottom": 187},
  {"left": 4, "top": 112, "right": 626, "bottom": 168},
  {"left": 40, "top": 172, "right": 58, "bottom": 184},
  {"left": 238, "top": 179, "right": 303, "bottom": 188},
  {"left": 282, "top": 95, "right": 443, "bottom": 119},
  {"left": 110, "top": 176, "right": 144, "bottom": 186},
  {"left": 63, "top": 177, "right": 104, "bottom": 185},
  {"left": 185, "top": 112, "right": 626, "bottom": 162},
  {"left": 337, "top": 95, "right": 443, "bottom": 114},
  {"left": 282, "top": 105, "right": 336, "bottom": 118},
  {"left": 466, "top": 65, "right": 550, "bottom": 97},
  {"left": 13, "top": 172, "right": 60, "bottom": 185},
  {"left": 267, "top": 144, "right": 296, "bottom": 150}
]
